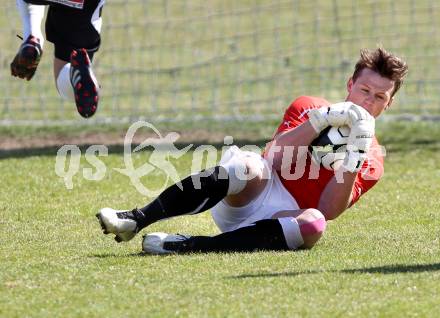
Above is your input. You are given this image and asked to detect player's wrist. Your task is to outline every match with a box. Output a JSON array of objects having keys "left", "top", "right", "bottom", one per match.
[{"left": 308, "top": 107, "right": 330, "bottom": 133}]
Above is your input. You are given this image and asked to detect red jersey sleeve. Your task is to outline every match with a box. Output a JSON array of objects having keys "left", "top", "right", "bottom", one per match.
[{"left": 275, "top": 96, "right": 331, "bottom": 135}]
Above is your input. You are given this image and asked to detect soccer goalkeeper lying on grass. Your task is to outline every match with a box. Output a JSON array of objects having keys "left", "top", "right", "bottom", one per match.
[{"left": 97, "top": 47, "right": 408, "bottom": 254}]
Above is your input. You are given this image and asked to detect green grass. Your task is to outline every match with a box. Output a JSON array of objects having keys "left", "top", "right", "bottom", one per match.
[
  {"left": 1, "top": 1, "right": 439, "bottom": 315},
  {"left": 1, "top": 121, "right": 439, "bottom": 317},
  {"left": 0, "top": 117, "right": 278, "bottom": 141}
]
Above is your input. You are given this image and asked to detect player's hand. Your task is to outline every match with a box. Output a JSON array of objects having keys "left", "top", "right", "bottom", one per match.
[
  {"left": 342, "top": 111, "right": 375, "bottom": 172},
  {"left": 328, "top": 102, "right": 375, "bottom": 129},
  {"left": 345, "top": 103, "right": 374, "bottom": 128},
  {"left": 309, "top": 101, "right": 356, "bottom": 133},
  {"left": 327, "top": 102, "right": 356, "bottom": 127}
]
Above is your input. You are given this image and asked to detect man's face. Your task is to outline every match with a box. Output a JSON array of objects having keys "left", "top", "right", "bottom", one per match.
[{"left": 346, "top": 68, "right": 395, "bottom": 118}]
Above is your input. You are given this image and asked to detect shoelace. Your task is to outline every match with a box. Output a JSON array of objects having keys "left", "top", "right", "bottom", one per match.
[
  {"left": 116, "top": 208, "right": 140, "bottom": 219},
  {"left": 116, "top": 211, "right": 132, "bottom": 219}
]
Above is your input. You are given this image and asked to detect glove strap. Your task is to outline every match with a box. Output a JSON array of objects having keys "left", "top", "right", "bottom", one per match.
[
  {"left": 308, "top": 108, "right": 329, "bottom": 133},
  {"left": 342, "top": 150, "right": 367, "bottom": 173}
]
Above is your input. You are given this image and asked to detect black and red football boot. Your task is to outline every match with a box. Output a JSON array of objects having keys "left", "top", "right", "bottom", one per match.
[
  {"left": 70, "top": 48, "right": 99, "bottom": 118},
  {"left": 10, "top": 35, "right": 43, "bottom": 81}
]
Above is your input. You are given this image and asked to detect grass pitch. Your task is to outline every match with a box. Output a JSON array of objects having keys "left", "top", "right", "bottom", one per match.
[{"left": 1, "top": 121, "right": 439, "bottom": 317}]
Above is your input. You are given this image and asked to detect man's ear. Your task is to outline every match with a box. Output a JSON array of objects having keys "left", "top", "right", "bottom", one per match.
[
  {"left": 347, "top": 77, "right": 353, "bottom": 93},
  {"left": 385, "top": 96, "right": 394, "bottom": 110}
]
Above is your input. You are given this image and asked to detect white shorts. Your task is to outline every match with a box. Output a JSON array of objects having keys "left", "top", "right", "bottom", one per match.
[{"left": 211, "top": 146, "right": 299, "bottom": 233}]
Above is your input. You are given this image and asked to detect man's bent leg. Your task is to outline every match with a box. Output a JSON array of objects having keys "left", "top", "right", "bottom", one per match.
[
  {"left": 16, "top": 0, "right": 45, "bottom": 43},
  {"left": 224, "top": 155, "right": 269, "bottom": 207},
  {"left": 143, "top": 219, "right": 289, "bottom": 254},
  {"left": 143, "top": 209, "right": 326, "bottom": 253},
  {"left": 11, "top": 0, "right": 45, "bottom": 80},
  {"left": 275, "top": 208, "right": 327, "bottom": 249},
  {"left": 54, "top": 58, "right": 74, "bottom": 100},
  {"left": 54, "top": 51, "right": 100, "bottom": 118},
  {"left": 69, "top": 49, "right": 100, "bottom": 118},
  {"left": 97, "top": 155, "right": 250, "bottom": 242}
]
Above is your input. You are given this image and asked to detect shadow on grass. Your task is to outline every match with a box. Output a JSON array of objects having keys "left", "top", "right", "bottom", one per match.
[
  {"left": 90, "top": 252, "right": 146, "bottom": 258},
  {"left": 0, "top": 140, "right": 269, "bottom": 160},
  {"left": 341, "top": 263, "right": 440, "bottom": 274},
  {"left": 228, "top": 270, "right": 322, "bottom": 279},
  {"left": 228, "top": 262, "right": 440, "bottom": 279}
]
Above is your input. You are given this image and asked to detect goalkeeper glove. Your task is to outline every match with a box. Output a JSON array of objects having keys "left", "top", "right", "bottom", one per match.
[
  {"left": 342, "top": 111, "right": 375, "bottom": 173},
  {"left": 308, "top": 102, "right": 358, "bottom": 133}
]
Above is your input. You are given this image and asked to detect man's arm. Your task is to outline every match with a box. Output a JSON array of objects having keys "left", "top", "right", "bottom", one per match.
[
  {"left": 266, "top": 120, "right": 358, "bottom": 220},
  {"left": 318, "top": 169, "right": 356, "bottom": 220},
  {"left": 319, "top": 105, "right": 376, "bottom": 220},
  {"left": 265, "top": 102, "right": 358, "bottom": 171},
  {"left": 265, "top": 120, "right": 318, "bottom": 171},
  {"left": 267, "top": 103, "right": 375, "bottom": 221}
]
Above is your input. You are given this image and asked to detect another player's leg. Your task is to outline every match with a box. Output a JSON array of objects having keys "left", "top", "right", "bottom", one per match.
[
  {"left": 54, "top": 50, "right": 99, "bottom": 118},
  {"left": 97, "top": 155, "right": 249, "bottom": 242},
  {"left": 70, "top": 49, "right": 99, "bottom": 118},
  {"left": 11, "top": 0, "right": 45, "bottom": 80},
  {"left": 47, "top": 1, "right": 103, "bottom": 118},
  {"left": 142, "top": 208, "right": 326, "bottom": 254}
]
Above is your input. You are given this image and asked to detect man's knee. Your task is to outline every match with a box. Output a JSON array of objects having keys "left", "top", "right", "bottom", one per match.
[
  {"left": 297, "top": 209, "right": 326, "bottom": 249},
  {"left": 223, "top": 156, "right": 268, "bottom": 207},
  {"left": 218, "top": 152, "right": 248, "bottom": 195}
]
